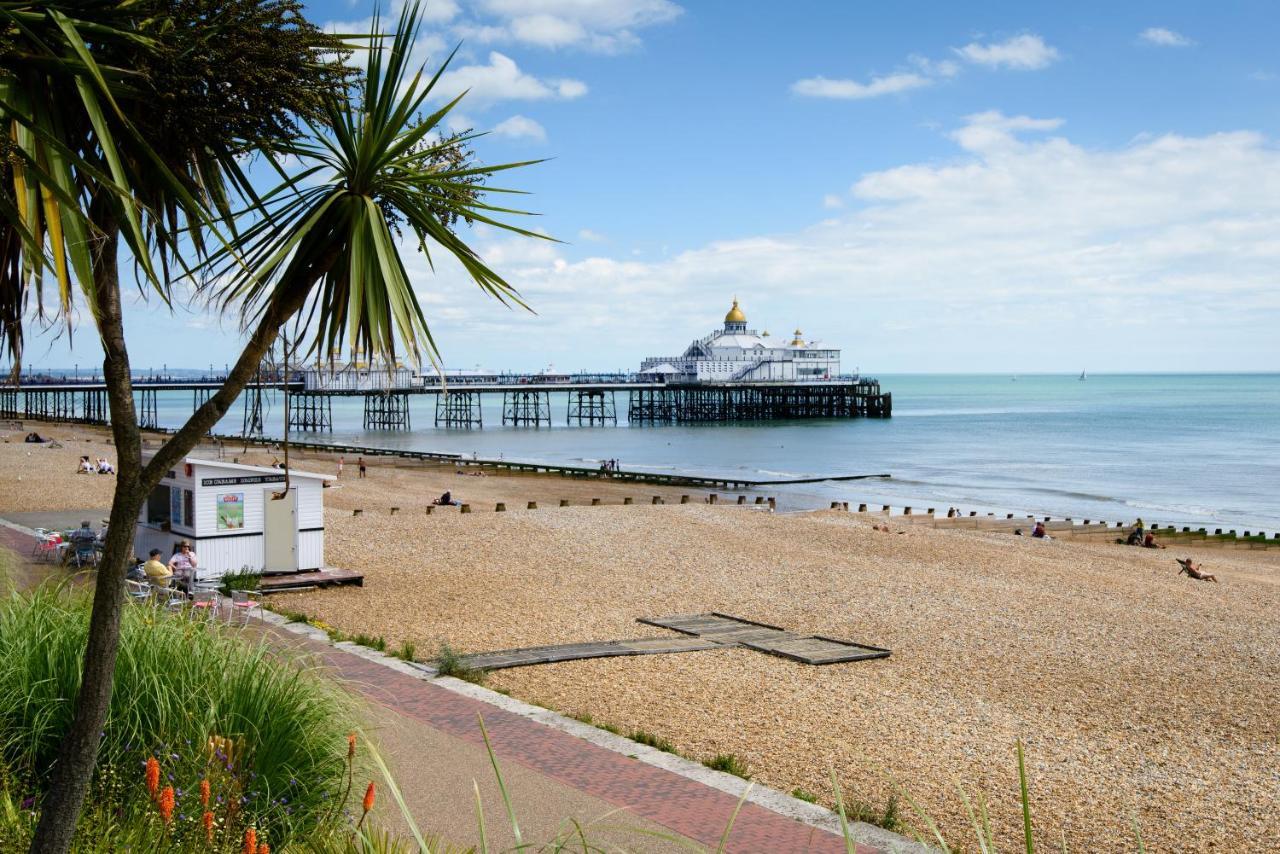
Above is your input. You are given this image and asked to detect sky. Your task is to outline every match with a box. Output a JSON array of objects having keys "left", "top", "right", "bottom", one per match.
[{"left": 24, "top": 0, "right": 1280, "bottom": 374}]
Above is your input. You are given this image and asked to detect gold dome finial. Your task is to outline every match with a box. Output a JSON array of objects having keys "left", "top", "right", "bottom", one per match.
[
  {"left": 724, "top": 298, "right": 747, "bottom": 324},
  {"left": 791, "top": 329, "right": 805, "bottom": 347}
]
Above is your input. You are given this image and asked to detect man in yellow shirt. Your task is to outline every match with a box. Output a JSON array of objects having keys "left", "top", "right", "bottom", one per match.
[{"left": 143, "top": 549, "right": 172, "bottom": 587}]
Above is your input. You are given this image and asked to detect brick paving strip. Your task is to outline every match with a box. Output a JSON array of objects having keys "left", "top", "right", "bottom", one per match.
[{"left": 0, "top": 517, "right": 927, "bottom": 853}]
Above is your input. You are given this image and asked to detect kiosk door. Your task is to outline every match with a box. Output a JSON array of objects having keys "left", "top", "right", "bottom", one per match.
[{"left": 263, "top": 487, "right": 298, "bottom": 573}]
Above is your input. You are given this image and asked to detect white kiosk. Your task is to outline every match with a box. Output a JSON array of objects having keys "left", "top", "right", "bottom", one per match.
[{"left": 134, "top": 455, "right": 332, "bottom": 584}]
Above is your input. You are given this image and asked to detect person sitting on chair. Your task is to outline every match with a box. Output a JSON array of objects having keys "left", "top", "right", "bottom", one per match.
[
  {"left": 1176, "top": 557, "right": 1217, "bottom": 583},
  {"left": 96, "top": 457, "right": 115, "bottom": 474},
  {"left": 143, "top": 549, "right": 173, "bottom": 587},
  {"left": 77, "top": 456, "right": 95, "bottom": 474},
  {"left": 24, "top": 431, "right": 44, "bottom": 443},
  {"left": 432, "top": 490, "right": 459, "bottom": 506},
  {"left": 168, "top": 541, "right": 198, "bottom": 581},
  {"left": 69, "top": 521, "right": 97, "bottom": 545}
]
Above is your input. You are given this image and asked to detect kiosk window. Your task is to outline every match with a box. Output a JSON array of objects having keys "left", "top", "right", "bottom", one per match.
[
  {"left": 183, "top": 490, "right": 194, "bottom": 528},
  {"left": 146, "top": 485, "right": 172, "bottom": 526}
]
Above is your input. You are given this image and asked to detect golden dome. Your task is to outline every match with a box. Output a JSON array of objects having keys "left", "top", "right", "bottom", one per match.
[
  {"left": 724, "top": 299, "right": 747, "bottom": 324},
  {"left": 791, "top": 329, "right": 805, "bottom": 346},
  {"left": 761, "top": 330, "right": 770, "bottom": 337}
]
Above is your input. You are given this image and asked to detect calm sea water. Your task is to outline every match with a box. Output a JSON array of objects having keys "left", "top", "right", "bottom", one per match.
[{"left": 155, "top": 373, "right": 1280, "bottom": 531}]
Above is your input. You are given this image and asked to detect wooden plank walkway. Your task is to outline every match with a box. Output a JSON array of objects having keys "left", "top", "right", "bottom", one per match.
[
  {"left": 454, "top": 613, "right": 890, "bottom": 672},
  {"left": 456, "top": 636, "right": 722, "bottom": 671},
  {"left": 258, "top": 567, "right": 364, "bottom": 592}
]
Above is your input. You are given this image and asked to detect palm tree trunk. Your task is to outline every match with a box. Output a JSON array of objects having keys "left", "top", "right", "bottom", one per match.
[
  {"left": 29, "top": 201, "right": 143, "bottom": 854},
  {"left": 30, "top": 221, "right": 334, "bottom": 853}
]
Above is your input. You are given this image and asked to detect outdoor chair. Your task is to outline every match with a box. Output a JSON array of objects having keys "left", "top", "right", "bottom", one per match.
[
  {"left": 31, "top": 533, "right": 61, "bottom": 563},
  {"left": 71, "top": 543, "right": 98, "bottom": 568},
  {"left": 226, "top": 589, "right": 262, "bottom": 627},
  {"left": 125, "top": 580, "right": 153, "bottom": 603},
  {"left": 158, "top": 585, "right": 187, "bottom": 614},
  {"left": 190, "top": 590, "right": 220, "bottom": 623}
]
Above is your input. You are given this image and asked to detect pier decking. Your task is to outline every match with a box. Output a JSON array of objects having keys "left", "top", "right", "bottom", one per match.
[{"left": 0, "top": 375, "right": 891, "bottom": 433}]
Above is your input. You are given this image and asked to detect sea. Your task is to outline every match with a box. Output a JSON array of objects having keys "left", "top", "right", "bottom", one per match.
[{"left": 142, "top": 373, "right": 1279, "bottom": 533}]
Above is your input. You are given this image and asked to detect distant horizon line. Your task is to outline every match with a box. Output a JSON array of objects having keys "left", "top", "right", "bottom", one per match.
[{"left": 9, "top": 367, "right": 1279, "bottom": 378}]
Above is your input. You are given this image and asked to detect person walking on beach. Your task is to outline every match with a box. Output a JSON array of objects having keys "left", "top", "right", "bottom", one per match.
[
  {"left": 358, "top": 456, "right": 367, "bottom": 478},
  {"left": 337, "top": 456, "right": 345, "bottom": 478}
]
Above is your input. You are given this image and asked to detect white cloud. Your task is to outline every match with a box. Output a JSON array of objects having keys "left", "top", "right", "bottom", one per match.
[
  {"left": 577, "top": 229, "right": 607, "bottom": 242},
  {"left": 948, "top": 110, "right": 1064, "bottom": 153},
  {"left": 433, "top": 52, "right": 587, "bottom": 105},
  {"left": 822, "top": 194, "right": 845, "bottom": 209},
  {"left": 416, "top": 123, "right": 1280, "bottom": 371},
  {"left": 492, "top": 114, "right": 547, "bottom": 141},
  {"left": 955, "top": 34, "right": 1060, "bottom": 70},
  {"left": 466, "top": 0, "right": 682, "bottom": 52},
  {"left": 1139, "top": 27, "right": 1194, "bottom": 47},
  {"left": 791, "top": 72, "right": 931, "bottom": 100},
  {"left": 793, "top": 36, "right": 1055, "bottom": 104}
]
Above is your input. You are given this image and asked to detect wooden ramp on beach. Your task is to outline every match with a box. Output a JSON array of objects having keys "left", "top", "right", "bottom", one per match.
[
  {"left": 259, "top": 567, "right": 364, "bottom": 592},
  {"left": 639, "top": 613, "right": 891, "bottom": 665},
  {"left": 446, "top": 612, "right": 889, "bottom": 673}
]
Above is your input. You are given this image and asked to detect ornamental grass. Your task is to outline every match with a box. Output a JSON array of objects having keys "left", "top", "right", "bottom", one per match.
[{"left": 0, "top": 584, "right": 353, "bottom": 847}]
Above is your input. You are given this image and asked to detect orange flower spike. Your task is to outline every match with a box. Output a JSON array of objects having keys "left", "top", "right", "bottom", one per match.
[
  {"left": 144, "top": 756, "right": 160, "bottom": 798},
  {"left": 242, "top": 827, "right": 257, "bottom": 854},
  {"left": 362, "top": 781, "right": 376, "bottom": 814},
  {"left": 202, "top": 811, "right": 214, "bottom": 842},
  {"left": 199, "top": 778, "right": 210, "bottom": 807},
  {"left": 258, "top": 844, "right": 270, "bottom": 854},
  {"left": 158, "top": 786, "right": 175, "bottom": 824},
  {"left": 347, "top": 732, "right": 357, "bottom": 759}
]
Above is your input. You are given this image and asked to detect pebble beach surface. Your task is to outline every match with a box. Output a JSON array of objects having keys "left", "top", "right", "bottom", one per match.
[{"left": 2, "top": 425, "right": 1277, "bottom": 851}]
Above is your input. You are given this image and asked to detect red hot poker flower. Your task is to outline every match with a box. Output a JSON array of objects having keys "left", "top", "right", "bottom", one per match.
[
  {"left": 242, "top": 827, "right": 257, "bottom": 854},
  {"left": 199, "top": 778, "right": 210, "bottom": 807},
  {"left": 157, "top": 786, "right": 175, "bottom": 824},
  {"left": 144, "top": 757, "right": 160, "bottom": 798}
]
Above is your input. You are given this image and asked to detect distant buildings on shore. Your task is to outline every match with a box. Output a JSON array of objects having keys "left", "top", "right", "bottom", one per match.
[{"left": 639, "top": 299, "right": 840, "bottom": 382}]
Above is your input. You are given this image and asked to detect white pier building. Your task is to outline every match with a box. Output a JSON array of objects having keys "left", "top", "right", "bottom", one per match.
[{"left": 640, "top": 300, "right": 840, "bottom": 382}]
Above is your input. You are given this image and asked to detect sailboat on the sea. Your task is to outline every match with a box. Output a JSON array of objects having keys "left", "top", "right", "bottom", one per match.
[{"left": 1079, "top": 370, "right": 1087, "bottom": 381}]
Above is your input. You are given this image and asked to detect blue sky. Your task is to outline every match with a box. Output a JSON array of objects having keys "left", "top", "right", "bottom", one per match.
[{"left": 25, "top": 0, "right": 1280, "bottom": 373}]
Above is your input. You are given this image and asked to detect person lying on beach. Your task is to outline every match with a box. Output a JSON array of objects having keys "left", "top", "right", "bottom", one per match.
[
  {"left": 78, "top": 456, "right": 95, "bottom": 474},
  {"left": 24, "top": 432, "right": 44, "bottom": 443},
  {"left": 1143, "top": 532, "right": 1165, "bottom": 549},
  {"left": 432, "top": 491, "right": 460, "bottom": 506},
  {"left": 96, "top": 457, "right": 115, "bottom": 474},
  {"left": 1125, "top": 528, "right": 1144, "bottom": 546},
  {"left": 1176, "top": 558, "right": 1217, "bottom": 583}
]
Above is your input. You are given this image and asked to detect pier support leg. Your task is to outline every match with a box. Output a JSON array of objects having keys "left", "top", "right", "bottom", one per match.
[
  {"left": 502, "top": 390, "right": 551, "bottom": 426},
  {"left": 568, "top": 390, "right": 616, "bottom": 426},
  {"left": 288, "top": 391, "right": 333, "bottom": 432},
  {"left": 435, "top": 391, "right": 482, "bottom": 428},
  {"left": 363, "top": 392, "right": 412, "bottom": 430}
]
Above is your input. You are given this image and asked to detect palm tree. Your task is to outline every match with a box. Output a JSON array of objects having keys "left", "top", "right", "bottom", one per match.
[{"left": 2, "top": 3, "right": 544, "bottom": 849}]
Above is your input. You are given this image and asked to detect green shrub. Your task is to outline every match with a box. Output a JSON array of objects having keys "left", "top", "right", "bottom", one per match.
[
  {"left": 217, "top": 568, "right": 262, "bottom": 596},
  {"left": 434, "top": 643, "right": 485, "bottom": 684},
  {"left": 703, "top": 753, "right": 751, "bottom": 779},
  {"left": 627, "top": 729, "right": 676, "bottom": 754},
  {"left": 0, "top": 586, "right": 353, "bottom": 846},
  {"left": 845, "top": 793, "right": 903, "bottom": 834},
  {"left": 350, "top": 633, "right": 387, "bottom": 652},
  {"left": 791, "top": 788, "right": 818, "bottom": 803}
]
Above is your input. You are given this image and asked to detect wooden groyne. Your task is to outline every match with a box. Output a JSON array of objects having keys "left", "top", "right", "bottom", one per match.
[
  {"left": 174, "top": 431, "right": 893, "bottom": 491},
  {"left": 829, "top": 502, "right": 1280, "bottom": 550}
]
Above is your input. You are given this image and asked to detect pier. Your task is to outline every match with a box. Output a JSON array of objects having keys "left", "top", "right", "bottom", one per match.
[{"left": 0, "top": 375, "right": 891, "bottom": 433}]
